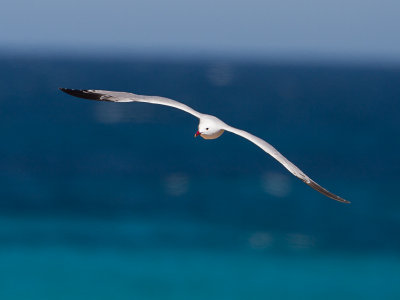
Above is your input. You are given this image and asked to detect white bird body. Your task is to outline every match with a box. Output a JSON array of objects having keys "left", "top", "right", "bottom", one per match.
[
  {"left": 197, "top": 115, "right": 226, "bottom": 139},
  {"left": 60, "top": 88, "right": 350, "bottom": 204}
]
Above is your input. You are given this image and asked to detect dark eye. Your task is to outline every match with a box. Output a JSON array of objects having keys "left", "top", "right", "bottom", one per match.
[{"left": 206, "top": 128, "right": 209, "bottom": 130}]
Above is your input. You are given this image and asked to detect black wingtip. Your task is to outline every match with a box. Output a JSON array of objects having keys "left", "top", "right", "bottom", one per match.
[
  {"left": 59, "top": 88, "right": 103, "bottom": 101},
  {"left": 307, "top": 180, "right": 351, "bottom": 204}
]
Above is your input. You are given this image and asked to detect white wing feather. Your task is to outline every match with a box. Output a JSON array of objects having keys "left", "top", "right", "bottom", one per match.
[
  {"left": 223, "top": 125, "right": 350, "bottom": 203},
  {"left": 59, "top": 88, "right": 203, "bottom": 118}
]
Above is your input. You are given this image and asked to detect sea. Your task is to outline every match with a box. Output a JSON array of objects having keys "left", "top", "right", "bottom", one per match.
[{"left": 0, "top": 54, "right": 399, "bottom": 299}]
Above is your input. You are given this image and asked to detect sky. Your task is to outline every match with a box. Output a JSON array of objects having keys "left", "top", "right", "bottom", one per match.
[{"left": 1, "top": 0, "right": 399, "bottom": 62}]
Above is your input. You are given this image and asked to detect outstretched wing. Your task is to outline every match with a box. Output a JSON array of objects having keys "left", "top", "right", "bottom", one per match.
[
  {"left": 60, "top": 88, "right": 348, "bottom": 203},
  {"left": 59, "top": 88, "right": 203, "bottom": 118},
  {"left": 224, "top": 125, "right": 350, "bottom": 203}
]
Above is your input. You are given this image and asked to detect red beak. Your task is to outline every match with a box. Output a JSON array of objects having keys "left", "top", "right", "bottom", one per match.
[{"left": 194, "top": 130, "right": 201, "bottom": 137}]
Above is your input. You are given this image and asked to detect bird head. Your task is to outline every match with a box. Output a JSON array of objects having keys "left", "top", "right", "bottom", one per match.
[{"left": 195, "top": 118, "right": 224, "bottom": 140}]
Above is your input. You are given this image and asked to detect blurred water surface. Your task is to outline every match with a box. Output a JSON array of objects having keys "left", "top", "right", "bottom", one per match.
[{"left": 0, "top": 55, "right": 399, "bottom": 299}]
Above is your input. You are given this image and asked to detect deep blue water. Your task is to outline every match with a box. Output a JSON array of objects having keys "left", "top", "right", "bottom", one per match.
[{"left": 0, "top": 55, "right": 399, "bottom": 299}]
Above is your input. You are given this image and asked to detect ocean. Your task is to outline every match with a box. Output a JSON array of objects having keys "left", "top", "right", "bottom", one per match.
[{"left": 0, "top": 55, "right": 399, "bottom": 299}]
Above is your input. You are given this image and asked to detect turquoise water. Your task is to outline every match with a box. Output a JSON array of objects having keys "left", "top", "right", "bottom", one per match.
[
  {"left": 1, "top": 215, "right": 399, "bottom": 300},
  {"left": 0, "top": 56, "right": 399, "bottom": 299}
]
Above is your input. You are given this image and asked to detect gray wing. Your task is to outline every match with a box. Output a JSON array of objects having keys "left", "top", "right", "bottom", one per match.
[
  {"left": 59, "top": 88, "right": 203, "bottom": 118},
  {"left": 224, "top": 125, "right": 350, "bottom": 203}
]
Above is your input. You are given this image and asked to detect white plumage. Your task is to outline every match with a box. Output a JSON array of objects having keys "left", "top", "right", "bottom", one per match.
[{"left": 60, "top": 88, "right": 350, "bottom": 204}]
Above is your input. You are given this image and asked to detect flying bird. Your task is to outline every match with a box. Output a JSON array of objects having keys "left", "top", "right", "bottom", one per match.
[{"left": 59, "top": 88, "right": 350, "bottom": 204}]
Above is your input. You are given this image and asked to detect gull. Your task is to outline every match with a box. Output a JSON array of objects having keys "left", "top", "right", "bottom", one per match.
[{"left": 59, "top": 88, "right": 350, "bottom": 204}]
